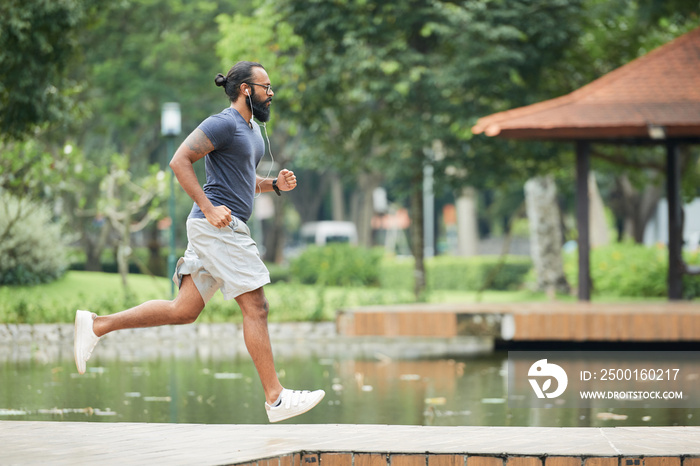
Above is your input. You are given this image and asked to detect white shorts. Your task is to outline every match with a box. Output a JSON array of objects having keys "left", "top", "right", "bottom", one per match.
[{"left": 172, "top": 217, "right": 270, "bottom": 302}]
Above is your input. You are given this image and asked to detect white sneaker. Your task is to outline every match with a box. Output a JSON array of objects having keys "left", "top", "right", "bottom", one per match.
[
  {"left": 74, "top": 310, "right": 100, "bottom": 374},
  {"left": 265, "top": 388, "right": 325, "bottom": 423}
]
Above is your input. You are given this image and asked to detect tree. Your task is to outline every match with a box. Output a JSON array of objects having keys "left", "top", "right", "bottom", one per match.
[
  {"left": 62, "top": 0, "right": 243, "bottom": 273},
  {"left": 99, "top": 156, "right": 164, "bottom": 290},
  {"left": 0, "top": 0, "right": 94, "bottom": 140},
  {"left": 215, "top": 4, "right": 310, "bottom": 262},
  {"left": 272, "top": 0, "right": 585, "bottom": 297}
]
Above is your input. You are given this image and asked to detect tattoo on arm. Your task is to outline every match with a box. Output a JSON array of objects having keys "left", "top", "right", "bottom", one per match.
[{"left": 184, "top": 129, "right": 214, "bottom": 155}]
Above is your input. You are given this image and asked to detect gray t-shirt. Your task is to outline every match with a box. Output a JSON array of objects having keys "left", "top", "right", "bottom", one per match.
[{"left": 188, "top": 107, "right": 265, "bottom": 223}]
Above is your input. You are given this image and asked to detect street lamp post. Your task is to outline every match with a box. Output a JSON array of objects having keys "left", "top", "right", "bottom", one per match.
[{"left": 161, "top": 103, "right": 181, "bottom": 298}]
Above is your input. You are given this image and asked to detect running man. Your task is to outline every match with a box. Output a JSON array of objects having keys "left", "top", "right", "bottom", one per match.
[{"left": 74, "top": 61, "right": 325, "bottom": 423}]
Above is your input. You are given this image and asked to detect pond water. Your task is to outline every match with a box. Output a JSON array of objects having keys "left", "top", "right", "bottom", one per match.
[{"left": 2, "top": 351, "right": 698, "bottom": 426}]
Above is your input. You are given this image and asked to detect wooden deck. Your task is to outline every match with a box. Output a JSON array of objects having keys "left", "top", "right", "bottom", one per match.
[{"left": 336, "top": 301, "right": 700, "bottom": 342}]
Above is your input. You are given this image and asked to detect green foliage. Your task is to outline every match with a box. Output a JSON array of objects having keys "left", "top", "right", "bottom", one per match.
[
  {"left": 380, "top": 255, "right": 533, "bottom": 292},
  {"left": 0, "top": 192, "right": 68, "bottom": 285},
  {"left": 0, "top": 0, "right": 93, "bottom": 140},
  {"left": 290, "top": 244, "right": 385, "bottom": 286},
  {"left": 0, "top": 271, "right": 169, "bottom": 324},
  {"left": 0, "top": 271, "right": 417, "bottom": 324},
  {"left": 563, "top": 242, "right": 700, "bottom": 299},
  {"left": 0, "top": 140, "right": 85, "bottom": 199}
]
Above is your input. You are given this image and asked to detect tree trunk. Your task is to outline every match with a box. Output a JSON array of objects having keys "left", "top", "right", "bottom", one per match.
[
  {"left": 410, "top": 177, "right": 425, "bottom": 300},
  {"left": 289, "top": 169, "right": 331, "bottom": 224},
  {"left": 117, "top": 220, "right": 130, "bottom": 291},
  {"left": 524, "top": 175, "right": 570, "bottom": 295},
  {"left": 147, "top": 222, "right": 165, "bottom": 276},
  {"left": 350, "top": 173, "right": 381, "bottom": 247},
  {"left": 614, "top": 174, "right": 663, "bottom": 243},
  {"left": 330, "top": 173, "right": 345, "bottom": 221},
  {"left": 263, "top": 194, "right": 287, "bottom": 264},
  {"left": 588, "top": 172, "right": 610, "bottom": 248},
  {"left": 456, "top": 186, "right": 479, "bottom": 256}
]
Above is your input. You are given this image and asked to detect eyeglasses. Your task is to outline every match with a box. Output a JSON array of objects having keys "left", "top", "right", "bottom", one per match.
[{"left": 245, "top": 82, "right": 273, "bottom": 94}]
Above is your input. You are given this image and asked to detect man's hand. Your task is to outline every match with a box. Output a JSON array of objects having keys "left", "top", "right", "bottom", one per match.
[
  {"left": 203, "top": 204, "right": 232, "bottom": 229},
  {"left": 276, "top": 169, "right": 297, "bottom": 192}
]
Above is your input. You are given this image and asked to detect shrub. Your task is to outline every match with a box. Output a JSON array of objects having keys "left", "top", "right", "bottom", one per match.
[
  {"left": 564, "top": 242, "right": 700, "bottom": 299},
  {"left": 683, "top": 250, "right": 700, "bottom": 299},
  {"left": 380, "top": 255, "right": 533, "bottom": 291},
  {"left": 0, "top": 192, "right": 68, "bottom": 285},
  {"left": 290, "top": 244, "right": 384, "bottom": 286}
]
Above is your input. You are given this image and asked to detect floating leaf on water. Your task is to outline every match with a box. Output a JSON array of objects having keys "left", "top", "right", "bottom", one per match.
[
  {"left": 143, "top": 396, "right": 172, "bottom": 402},
  {"left": 481, "top": 398, "right": 506, "bottom": 404},
  {"left": 431, "top": 409, "right": 472, "bottom": 418},
  {"left": 213, "top": 373, "right": 243, "bottom": 380},
  {"left": 596, "top": 412, "right": 628, "bottom": 420},
  {"left": 399, "top": 374, "right": 421, "bottom": 381},
  {"left": 0, "top": 409, "right": 28, "bottom": 416},
  {"left": 425, "top": 397, "right": 447, "bottom": 405},
  {"left": 37, "top": 408, "right": 63, "bottom": 415}
]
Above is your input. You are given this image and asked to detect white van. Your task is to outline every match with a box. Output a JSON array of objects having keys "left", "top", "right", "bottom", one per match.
[{"left": 300, "top": 221, "right": 358, "bottom": 246}]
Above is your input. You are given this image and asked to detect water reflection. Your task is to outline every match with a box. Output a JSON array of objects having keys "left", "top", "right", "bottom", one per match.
[{"left": 1, "top": 352, "right": 698, "bottom": 426}]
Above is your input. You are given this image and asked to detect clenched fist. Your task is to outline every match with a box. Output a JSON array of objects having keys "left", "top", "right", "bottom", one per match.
[{"left": 276, "top": 169, "right": 297, "bottom": 192}]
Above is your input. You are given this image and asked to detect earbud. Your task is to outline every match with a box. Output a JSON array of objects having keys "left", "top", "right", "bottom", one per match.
[{"left": 245, "top": 89, "right": 250, "bottom": 95}]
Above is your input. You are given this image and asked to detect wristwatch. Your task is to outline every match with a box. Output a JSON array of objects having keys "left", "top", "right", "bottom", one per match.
[{"left": 272, "top": 178, "right": 281, "bottom": 196}]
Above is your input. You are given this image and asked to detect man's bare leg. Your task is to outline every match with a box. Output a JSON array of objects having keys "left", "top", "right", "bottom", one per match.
[
  {"left": 92, "top": 275, "right": 205, "bottom": 337},
  {"left": 235, "top": 287, "right": 284, "bottom": 405}
]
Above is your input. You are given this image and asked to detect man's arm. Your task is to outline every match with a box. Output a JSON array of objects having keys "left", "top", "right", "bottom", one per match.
[
  {"left": 169, "top": 128, "right": 232, "bottom": 228},
  {"left": 256, "top": 169, "right": 297, "bottom": 194}
]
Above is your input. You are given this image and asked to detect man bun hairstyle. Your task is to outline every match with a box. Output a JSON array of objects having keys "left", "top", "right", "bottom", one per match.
[{"left": 215, "top": 61, "right": 265, "bottom": 102}]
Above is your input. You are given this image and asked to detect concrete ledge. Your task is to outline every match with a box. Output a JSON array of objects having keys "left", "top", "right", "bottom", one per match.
[
  {"left": 0, "top": 322, "right": 492, "bottom": 363},
  {"left": 1, "top": 422, "right": 699, "bottom": 466}
]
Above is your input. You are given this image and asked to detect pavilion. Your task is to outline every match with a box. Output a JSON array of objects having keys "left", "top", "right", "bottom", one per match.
[{"left": 472, "top": 26, "right": 700, "bottom": 301}]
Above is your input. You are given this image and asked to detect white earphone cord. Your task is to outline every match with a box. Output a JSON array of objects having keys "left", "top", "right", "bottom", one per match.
[
  {"left": 256, "top": 122, "right": 274, "bottom": 198},
  {"left": 257, "top": 129, "right": 275, "bottom": 199},
  {"left": 247, "top": 88, "right": 275, "bottom": 198}
]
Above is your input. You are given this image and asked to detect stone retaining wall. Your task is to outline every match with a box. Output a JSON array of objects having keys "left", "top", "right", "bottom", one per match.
[{"left": 0, "top": 322, "right": 493, "bottom": 363}]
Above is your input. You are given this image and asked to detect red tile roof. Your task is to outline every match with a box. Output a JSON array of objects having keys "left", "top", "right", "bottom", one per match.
[{"left": 472, "top": 27, "right": 700, "bottom": 140}]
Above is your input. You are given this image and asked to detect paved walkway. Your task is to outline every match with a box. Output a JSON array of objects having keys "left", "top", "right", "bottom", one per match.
[{"left": 2, "top": 422, "right": 700, "bottom": 466}]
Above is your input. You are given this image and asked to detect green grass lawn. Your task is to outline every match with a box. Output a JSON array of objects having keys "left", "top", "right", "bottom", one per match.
[{"left": 0, "top": 270, "right": 667, "bottom": 324}]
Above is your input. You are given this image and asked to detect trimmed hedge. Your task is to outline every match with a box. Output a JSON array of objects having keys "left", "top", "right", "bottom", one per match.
[
  {"left": 563, "top": 242, "right": 700, "bottom": 299},
  {"left": 290, "top": 244, "right": 384, "bottom": 286},
  {"left": 380, "top": 255, "right": 533, "bottom": 292}
]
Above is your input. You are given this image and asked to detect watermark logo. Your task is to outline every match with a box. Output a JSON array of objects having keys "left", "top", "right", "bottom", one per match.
[{"left": 528, "top": 359, "right": 568, "bottom": 398}]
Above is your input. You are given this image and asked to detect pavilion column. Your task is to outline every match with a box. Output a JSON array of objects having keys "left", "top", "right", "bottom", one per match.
[
  {"left": 666, "top": 141, "right": 683, "bottom": 300},
  {"left": 576, "top": 141, "right": 591, "bottom": 301}
]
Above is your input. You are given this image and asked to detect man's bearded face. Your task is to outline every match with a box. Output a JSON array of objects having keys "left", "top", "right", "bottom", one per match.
[{"left": 248, "top": 88, "right": 271, "bottom": 123}]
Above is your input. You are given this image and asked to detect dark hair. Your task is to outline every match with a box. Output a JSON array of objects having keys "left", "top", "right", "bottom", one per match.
[{"left": 215, "top": 61, "right": 265, "bottom": 102}]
